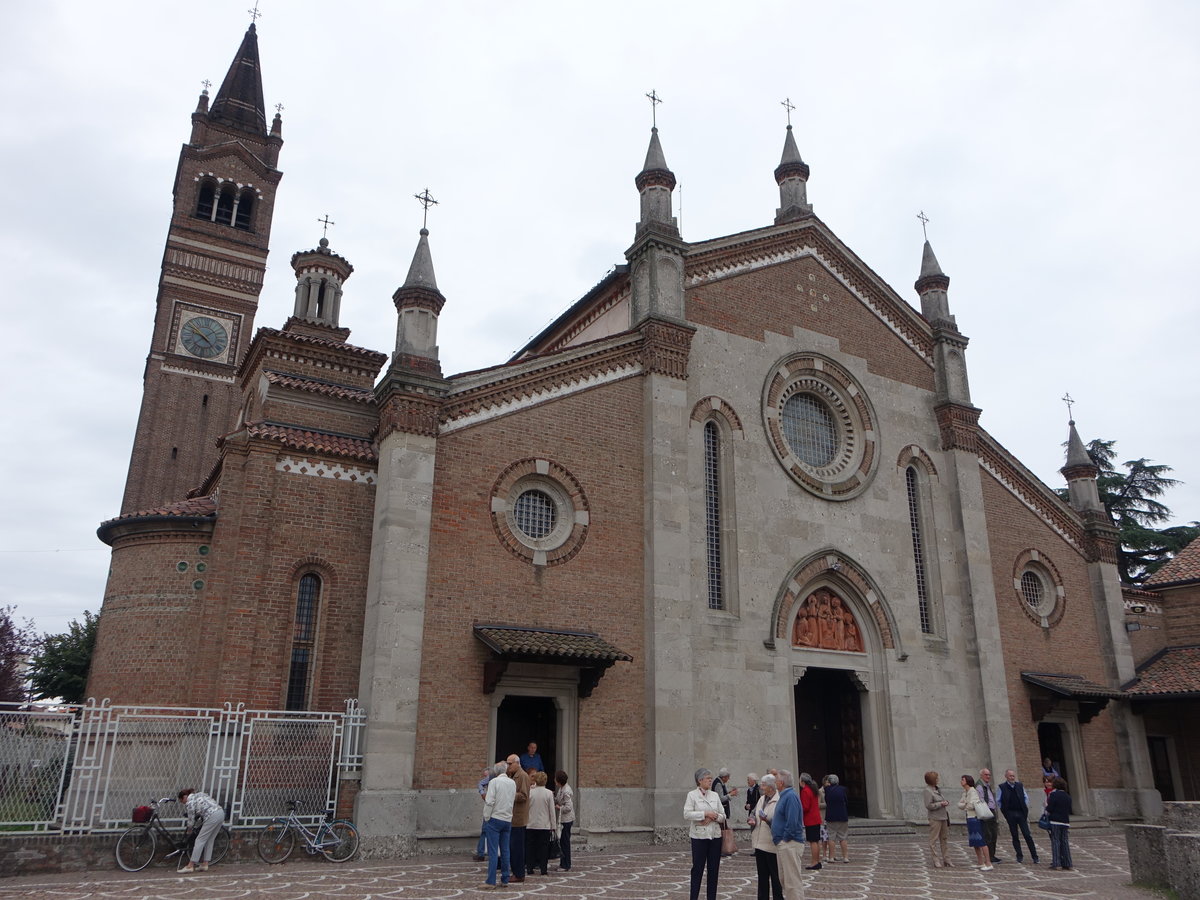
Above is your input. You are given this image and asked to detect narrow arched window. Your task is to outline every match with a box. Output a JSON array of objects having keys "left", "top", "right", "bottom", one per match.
[
  {"left": 906, "top": 466, "right": 932, "bottom": 634},
  {"left": 234, "top": 191, "right": 254, "bottom": 230},
  {"left": 704, "top": 420, "right": 724, "bottom": 610},
  {"left": 286, "top": 574, "right": 320, "bottom": 710},
  {"left": 215, "top": 184, "right": 236, "bottom": 225},
  {"left": 195, "top": 180, "right": 216, "bottom": 220},
  {"left": 315, "top": 279, "right": 328, "bottom": 319}
]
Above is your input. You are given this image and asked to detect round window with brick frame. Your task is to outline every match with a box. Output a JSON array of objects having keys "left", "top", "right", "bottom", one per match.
[
  {"left": 1012, "top": 549, "right": 1065, "bottom": 628},
  {"left": 762, "top": 352, "right": 879, "bottom": 500},
  {"left": 491, "top": 459, "right": 590, "bottom": 567}
]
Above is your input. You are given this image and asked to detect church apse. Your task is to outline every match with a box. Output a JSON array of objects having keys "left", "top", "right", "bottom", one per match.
[{"left": 791, "top": 587, "right": 865, "bottom": 653}]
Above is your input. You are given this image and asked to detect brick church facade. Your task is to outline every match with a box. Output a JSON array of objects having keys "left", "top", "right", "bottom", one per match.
[{"left": 89, "top": 24, "right": 1167, "bottom": 852}]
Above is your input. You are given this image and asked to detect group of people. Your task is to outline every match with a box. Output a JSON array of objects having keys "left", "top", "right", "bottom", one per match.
[
  {"left": 477, "top": 742, "right": 574, "bottom": 890},
  {"left": 687, "top": 766, "right": 850, "bottom": 900},
  {"left": 924, "top": 764, "right": 1074, "bottom": 872}
]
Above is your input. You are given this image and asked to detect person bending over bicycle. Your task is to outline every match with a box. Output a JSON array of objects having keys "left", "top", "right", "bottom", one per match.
[{"left": 177, "top": 788, "right": 226, "bottom": 873}]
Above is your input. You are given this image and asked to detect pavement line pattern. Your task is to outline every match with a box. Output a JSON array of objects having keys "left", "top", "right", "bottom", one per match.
[{"left": 0, "top": 833, "right": 1150, "bottom": 899}]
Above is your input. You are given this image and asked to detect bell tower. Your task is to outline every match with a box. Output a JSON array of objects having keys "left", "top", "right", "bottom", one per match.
[{"left": 120, "top": 23, "right": 283, "bottom": 514}]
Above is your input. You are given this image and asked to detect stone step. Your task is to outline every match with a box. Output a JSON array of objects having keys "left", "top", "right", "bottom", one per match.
[{"left": 848, "top": 818, "right": 916, "bottom": 836}]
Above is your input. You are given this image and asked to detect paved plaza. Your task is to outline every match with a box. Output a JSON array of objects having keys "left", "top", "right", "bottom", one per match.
[{"left": 0, "top": 832, "right": 1161, "bottom": 899}]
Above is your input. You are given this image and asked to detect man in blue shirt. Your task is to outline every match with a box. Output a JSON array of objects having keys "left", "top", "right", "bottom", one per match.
[
  {"left": 771, "top": 769, "right": 805, "bottom": 900},
  {"left": 518, "top": 742, "right": 544, "bottom": 772}
]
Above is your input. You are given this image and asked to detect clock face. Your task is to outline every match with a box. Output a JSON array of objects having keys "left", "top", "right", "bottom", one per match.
[{"left": 180, "top": 315, "right": 230, "bottom": 359}]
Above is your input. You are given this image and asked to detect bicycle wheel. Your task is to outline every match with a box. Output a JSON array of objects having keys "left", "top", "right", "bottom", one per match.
[
  {"left": 319, "top": 820, "right": 359, "bottom": 863},
  {"left": 212, "top": 826, "right": 232, "bottom": 864},
  {"left": 175, "top": 835, "right": 194, "bottom": 872},
  {"left": 115, "top": 825, "right": 157, "bottom": 872},
  {"left": 257, "top": 820, "right": 295, "bottom": 863}
]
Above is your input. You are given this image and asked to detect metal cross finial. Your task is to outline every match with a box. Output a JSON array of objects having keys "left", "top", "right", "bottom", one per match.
[
  {"left": 1062, "top": 392, "right": 1075, "bottom": 421},
  {"left": 317, "top": 215, "right": 335, "bottom": 239},
  {"left": 781, "top": 97, "right": 796, "bottom": 127},
  {"left": 917, "top": 210, "right": 930, "bottom": 240},
  {"left": 275, "top": 103, "right": 285, "bottom": 116},
  {"left": 414, "top": 189, "right": 438, "bottom": 229},
  {"left": 201, "top": 79, "right": 212, "bottom": 93},
  {"left": 248, "top": 2, "right": 262, "bottom": 23},
  {"left": 645, "top": 89, "right": 662, "bottom": 128}
]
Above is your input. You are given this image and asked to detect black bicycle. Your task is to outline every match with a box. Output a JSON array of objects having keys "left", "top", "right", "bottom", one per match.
[{"left": 114, "top": 797, "right": 232, "bottom": 872}]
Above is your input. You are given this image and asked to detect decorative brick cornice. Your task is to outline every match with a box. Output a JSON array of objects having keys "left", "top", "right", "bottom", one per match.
[
  {"left": 1061, "top": 463, "right": 1099, "bottom": 482},
  {"left": 691, "top": 396, "right": 744, "bottom": 432},
  {"left": 378, "top": 391, "right": 444, "bottom": 439},
  {"left": 935, "top": 402, "right": 982, "bottom": 453},
  {"left": 635, "top": 167, "right": 676, "bottom": 192},
  {"left": 915, "top": 273, "right": 950, "bottom": 294},
  {"left": 686, "top": 224, "right": 934, "bottom": 364},
  {"left": 638, "top": 317, "right": 694, "bottom": 378},
  {"left": 773, "top": 160, "right": 810, "bottom": 184},
  {"left": 977, "top": 434, "right": 1087, "bottom": 554},
  {"left": 392, "top": 284, "right": 446, "bottom": 315}
]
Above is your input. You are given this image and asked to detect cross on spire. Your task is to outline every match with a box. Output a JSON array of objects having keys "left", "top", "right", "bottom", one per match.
[
  {"left": 201, "top": 79, "right": 212, "bottom": 93},
  {"left": 275, "top": 103, "right": 285, "bottom": 116},
  {"left": 645, "top": 89, "right": 662, "bottom": 128},
  {"left": 414, "top": 189, "right": 438, "bottom": 229},
  {"left": 317, "top": 214, "right": 335, "bottom": 239},
  {"left": 248, "top": 2, "right": 262, "bottom": 23},
  {"left": 917, "top": 210, "right": 930, "bottom": 240},
  {"left": 1062, "top": 392, "right": 1075, "bottom": 422},
  {"left": 781, "top": 97, "right": 796, "bottom": 127}
]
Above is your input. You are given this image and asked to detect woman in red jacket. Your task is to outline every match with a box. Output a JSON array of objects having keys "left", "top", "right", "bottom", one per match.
[{"left": 799, "top": 773, "right": 823, "bottom": 870}]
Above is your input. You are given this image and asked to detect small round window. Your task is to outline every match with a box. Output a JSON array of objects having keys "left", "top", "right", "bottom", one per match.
[
  {"left": 782, "top": 394, "right": 838, "bottom": 467},
  {"left": 512, "top": 489, "right": 557, "bottom": 539},
  {"left": 491, "top": 459, "right": 590, "bottom": 567},
  {"left": 1013, "top": 550, "right": 1065, "bottom": 628}
]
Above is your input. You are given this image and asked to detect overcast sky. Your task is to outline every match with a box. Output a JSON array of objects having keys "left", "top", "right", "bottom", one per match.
[{"left": 3, "top": 0, "right": 1198, "bottom": 639}]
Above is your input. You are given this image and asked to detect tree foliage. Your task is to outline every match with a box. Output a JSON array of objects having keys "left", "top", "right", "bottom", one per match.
[
  {"left": 28, "top": 611, "right": 98, "bottom": 704},
  {"left": 1062, "top": 438, "right": 1200, "bottom": 583},
  {"left": 0, "top": 606, "right": 35, "bottom": 703}
]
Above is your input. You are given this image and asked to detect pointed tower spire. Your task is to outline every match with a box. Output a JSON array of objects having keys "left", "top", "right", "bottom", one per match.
[
  {"left": 209, "top": 23, "right": 268, "bottom": 135},
  {"left": 635, "top": 127, "right": 678, "bottom": 237},
  {"left": 915, "top": 239, "right": 953, "bottom": 325},
  {"left": 391, "top": 227, "right": 446, "bottom": 373},
  {"left": 1062, "top": 417, "right": 1105, "bottom": 514},
  {"left": 774, "top": 124, "right": 812, "bottom": 223}
]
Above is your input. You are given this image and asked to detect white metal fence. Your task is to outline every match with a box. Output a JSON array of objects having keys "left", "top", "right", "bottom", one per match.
[{"left": 0, "top": 698, "right": 364, "bottom": 834}]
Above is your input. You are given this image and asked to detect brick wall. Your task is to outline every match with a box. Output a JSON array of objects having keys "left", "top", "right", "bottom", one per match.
[
  {"left": 980, "top": 473, "right": 1124, "bottom": 790},
  {"left": 414, "top": 376, "right": 645, "bottom": 791}
]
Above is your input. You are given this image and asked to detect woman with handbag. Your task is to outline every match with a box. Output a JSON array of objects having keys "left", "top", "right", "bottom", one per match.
[
  {"left": 1046, "top": 776, "right": 1073, "bottom": 870},
  {"left": 684, "top": 768, "right": 726, "bottom": 900},
  {"left": 957, "top": 774, "right": 992, "bottom": 871},
  {"left": 525, "top": 772, "right": 556, "bottom": 876},
  {"left": 923, "top": 771, "right": 952, "bottom": 867}
]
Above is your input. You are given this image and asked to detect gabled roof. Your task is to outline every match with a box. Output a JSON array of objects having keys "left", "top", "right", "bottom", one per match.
[
  {"left": 1145, "top": 536, "right": 1200, "bottom": 587},
  {"left": 242, "top": 423, "right": 376, "bottom": 462},
  {"left": 263, "top": 370, "right": 375, "bottom": 403},
  {"left": 1124, "top": 646, "right": 1200, "bottom": 697}
]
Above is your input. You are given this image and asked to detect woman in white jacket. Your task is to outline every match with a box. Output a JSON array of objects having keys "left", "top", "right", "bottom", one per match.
[
  {"left": 957, "top": 774, "right": 991, "bottom": 871},
  {"left": 684, "top": 768, "right": 726, "bottom": 900}
]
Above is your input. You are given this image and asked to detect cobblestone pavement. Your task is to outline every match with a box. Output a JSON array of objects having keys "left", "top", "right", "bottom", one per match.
[{"left": 0, "top": 833, "right": 1161, "bottom": 899}]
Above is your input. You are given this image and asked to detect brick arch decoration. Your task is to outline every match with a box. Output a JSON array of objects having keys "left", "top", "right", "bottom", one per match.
[
  {"left": 1012, "top": 548, "right": 1067, "bottom": 628},
  {"left": 690, "top": 396, "right": 744, "bottom": 432},
  {"left": 896, "top": 444, "right": 939, "bottom": 480},
  {"left": 766, "top": 550, "right": 900, "bottom": 656},
  {"left": 490, "top": 458, "right": 590, "bottom": 566},
  {"left": 288, "top": 555, "right": 337, "bottom": 584}
]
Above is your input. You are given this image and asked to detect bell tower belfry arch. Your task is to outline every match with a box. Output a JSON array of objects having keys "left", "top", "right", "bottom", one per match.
[{"left": 121, "top": 23, "right": 283, "bottom": 514}]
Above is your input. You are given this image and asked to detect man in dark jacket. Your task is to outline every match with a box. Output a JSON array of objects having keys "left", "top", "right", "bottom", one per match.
[{"left": 999, "top": 768, "right": 1040, "bottom": 864}]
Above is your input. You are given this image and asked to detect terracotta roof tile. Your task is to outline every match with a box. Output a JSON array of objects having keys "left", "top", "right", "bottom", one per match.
[
  {"left": 245, "top": 424, "right": 376, "bottom": 462},
  {"left": 1020, "top": 672, "right": 1125, "bottom": 699},
  {"left": 473, "top": 626, "right": 632, "bottom": 663},
  {"left": 1126, "top": 646, "right": 1200, "bottom": 696},
  {"left": 101, "top": 495, "right": 217, "bottom": 527},
  {"left": 256, "top": 326, "right": 388, "bottom": 362},
  {"left": 264, "top": 370, "right": 375, "bottom": 403},
  {"left": 1145, "top": 536, "right": 1200, "bottom": 586}
]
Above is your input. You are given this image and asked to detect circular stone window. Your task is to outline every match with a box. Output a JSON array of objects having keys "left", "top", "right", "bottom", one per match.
[
  {"left": 491, "top": 459, "right": 590, "bottom": 566},
  {"left": 763, "top": 353, "right": 878, "bottom": 500},
  {"left": 1013, "top": 550, "right": 1065, "bottom": 628}
]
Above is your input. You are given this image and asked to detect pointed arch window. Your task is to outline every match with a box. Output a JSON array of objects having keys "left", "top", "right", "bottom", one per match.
[
  {"left": 905, "top": 465, "right": 933, "bottom": 634},
  {"left": 286, "top": 573, "right": 321, "bottom": 710},
  {"left": 704, "top": 420, "right": 724, "bottom": 610}
]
